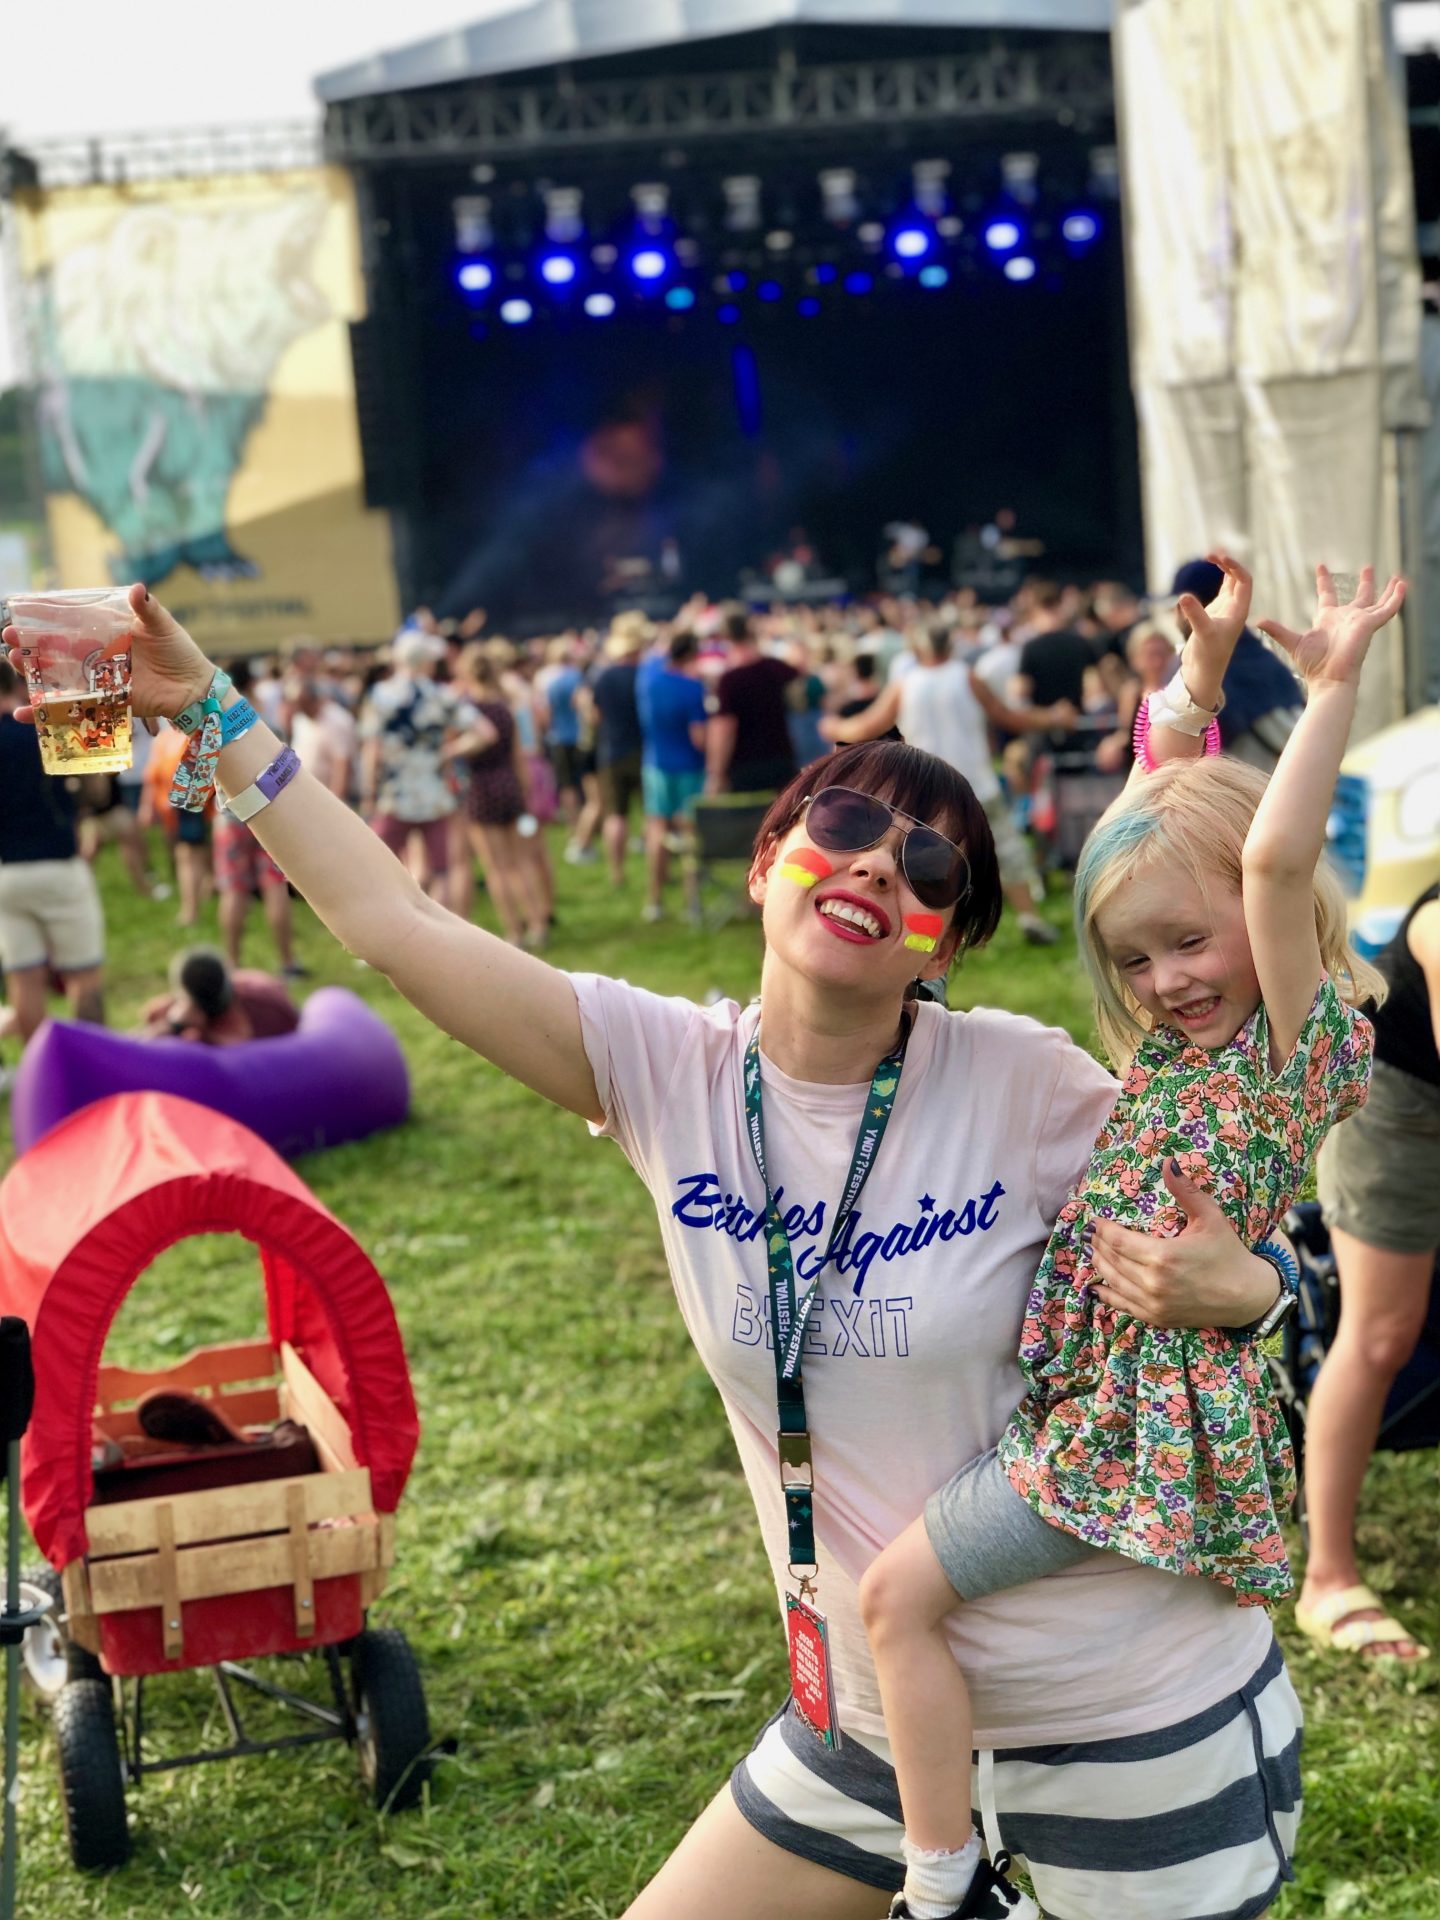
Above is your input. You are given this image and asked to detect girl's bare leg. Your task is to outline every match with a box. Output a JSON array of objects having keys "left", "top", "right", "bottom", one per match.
[
  {"left": 859, "top": 1516, "right": 975, "bottom": 1854},
  {"left": 469, "top": 823, "right": 524, "bottom": 943}
]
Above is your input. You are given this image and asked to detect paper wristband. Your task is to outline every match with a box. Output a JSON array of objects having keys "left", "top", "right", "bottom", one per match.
[
  {"left": 1133, "top": 700, "right": 1222, "bottom": 774},
  {"left": 780, "top": 848, "right": 835, "bottom": 889},
  {"left": 903, "top": 911, "right": 943, "bottom": 954}
]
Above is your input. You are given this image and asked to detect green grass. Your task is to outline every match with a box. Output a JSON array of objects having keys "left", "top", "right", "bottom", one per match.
[{"left": 3, "top": 838, "right": 1437, "bottom": 1918}]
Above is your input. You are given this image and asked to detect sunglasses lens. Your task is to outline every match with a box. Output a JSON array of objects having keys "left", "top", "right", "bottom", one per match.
[
  {"left": 806, "top": 788, "right": 891, "bottom": 852},
  {"left": 903, "top": 828, "right": 968, "bottom": 910}
]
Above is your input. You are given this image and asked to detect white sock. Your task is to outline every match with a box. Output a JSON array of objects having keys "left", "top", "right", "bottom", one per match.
[{"left": 901, "top": 1833, "right": 982, "bottom": 1919}]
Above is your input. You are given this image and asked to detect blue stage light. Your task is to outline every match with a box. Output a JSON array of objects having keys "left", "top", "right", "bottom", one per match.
[
  {"left": 984, "top": 219, "right": 1022, "bottom": 252},
  {"left": 843, "top": 270, "right": 872, "bottom": 295},
  {"left": 584, "top": 292, "right": 616, "bottom": 318},
  {"left": 797, "top": 296, "right": 821, "bottom": 316},
  {"left": 457, "top": 261, "right": 493, "bottom": 293},
  {"left": 726, "top": 270, "right": 749, "bottom": 292},
  {"left": 1062, "top": 211, "right": 1100, "bottom": 245},
  {"left": 540, "top": 253, "right": 578, "bottom": 286},
  {"left": 757, "top": 280, "right": 783, "bottom": 303},
  {"left": 716, "top": 303, "right": 741, "bottom": 325},
  {"left": 918, "top": 265, "right": 949, "bottom": 289},
  {"left": 500, "top": 298, "right": 533, "bottom": 324},
  {"left": 665, "top": 286, "right": 696, "bottom": 310},
  {"left": 1003, "top": 256, "right": 1037, "bottom": 283},
  {"left": 631, "top": 248, "right": 669, "bottom": 282},
  {"left": 813, "top": 263, "right": 838, "bottom": 285},
  {"left": 893, "top": 226, "right": 930, "bottom": 260}
]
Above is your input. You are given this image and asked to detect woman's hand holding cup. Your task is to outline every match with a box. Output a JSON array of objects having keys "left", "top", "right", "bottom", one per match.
[{"left": 4, "top": 584, "right": 215, "bottom": 729}]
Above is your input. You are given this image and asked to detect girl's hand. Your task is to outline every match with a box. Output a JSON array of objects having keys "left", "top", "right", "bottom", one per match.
[
  {"left": 5, "top": 584, "right": 215, "bottom": 727},
  {"left": 1177, "top": 551, "right": 1252, "bottom": 674},
  {"left": 1256, "top": 564, "right": 1406, "bottom": 691},
  {"left": 1087, "top": 1161, "right": 1277, "bottom": 1329}
]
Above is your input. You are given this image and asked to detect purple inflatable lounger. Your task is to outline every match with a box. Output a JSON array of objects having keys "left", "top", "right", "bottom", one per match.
[{"left": 11, "top": 987, "right": 410, "bottom": 1160}]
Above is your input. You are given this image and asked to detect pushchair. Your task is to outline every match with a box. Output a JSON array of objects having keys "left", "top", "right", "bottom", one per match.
[
  {"left": 0, "top": 1090, "right": 429, "bottom": 1871},
  {"left": 1268, "top": 1200, "right": 1440, "bottom": 1540}
]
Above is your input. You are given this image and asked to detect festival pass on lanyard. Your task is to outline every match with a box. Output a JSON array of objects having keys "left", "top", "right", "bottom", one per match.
[{"left": 743, "top": 1020, "right": 907, "bottom": 1749}]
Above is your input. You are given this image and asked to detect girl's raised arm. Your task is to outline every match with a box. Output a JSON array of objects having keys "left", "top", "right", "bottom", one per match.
[
  {"left": 6, "top": 589, "right": 603, "bottom": 1123},
  {"left": 1244, "top": 565, "right": 1406, "bottom": 1065}
]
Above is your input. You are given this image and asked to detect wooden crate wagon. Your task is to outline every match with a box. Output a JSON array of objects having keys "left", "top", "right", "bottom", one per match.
[{"left": 0, "top": 1092, "right": 426, "bottom": 1871}]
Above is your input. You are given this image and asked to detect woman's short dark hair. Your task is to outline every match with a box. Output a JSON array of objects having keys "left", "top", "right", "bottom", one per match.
[
  {"left": 753, "top": 740, "right": 1003, "bottom": 954},
  {"left": 172, "top": 947, "right": 234, "bottom": 1020}
]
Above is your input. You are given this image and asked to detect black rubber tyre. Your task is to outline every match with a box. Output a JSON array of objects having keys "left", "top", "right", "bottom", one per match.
[
  {"left": 21, "top": 1565, "right": 103, "bottom": 1693},
  {"left": 53, "top": 1680, "right": 130, "bottom": 1870},
  {"left": 351, "top": 1628, "right": 432, "bottom": 1812}
]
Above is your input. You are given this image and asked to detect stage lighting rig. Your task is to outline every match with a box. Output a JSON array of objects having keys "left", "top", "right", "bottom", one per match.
[
  {"left": 983, "top": 218, "right": 1023, "bottom": 253},
  {"left": 1062, "top": 211, "right": 1100, "bottom": 246},
  {"left": 1003, "top": 256, "right": 1037, "bottom": 282},
  {"left": 584, "top": 292, "right": 616, "bottom": 318},
  {"left": 819, "top": 169, "right": 859, "bottom": 226},
  {"left": 912, "top": 160, "right": 950, "bottom": 219},
  {"left": 453, "top": 195, "right": 493, "bottom": 254},
  {"left": 1000, "top": 152, "right": 1040, "bottom": 207},
  {"left": 543, "top": 187, "right": 584, "bottom": 243},
  {"left": 723, "top": 175, "right": 763, "bottom": 232}
]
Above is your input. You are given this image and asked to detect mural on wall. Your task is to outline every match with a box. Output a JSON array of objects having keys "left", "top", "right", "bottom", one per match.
[{"left": 15, "top": 169, "right": 398, "bottom": 649}]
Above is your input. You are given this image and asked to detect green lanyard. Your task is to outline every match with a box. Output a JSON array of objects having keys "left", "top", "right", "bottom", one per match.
[{"left": 743, "top": 1019, "right": 908, "bottom": 1592}]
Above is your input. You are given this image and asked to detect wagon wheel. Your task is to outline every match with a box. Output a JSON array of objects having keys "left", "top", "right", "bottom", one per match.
[
  {"left": 350, "top": 1628, "right": 432, "bottom": 1812},
  {"left": 54, "top": 1679, "right": 131, "bottom": 1870},
  {"left": 21, "top": 1565, "right": 103, "bottom": 1697}
]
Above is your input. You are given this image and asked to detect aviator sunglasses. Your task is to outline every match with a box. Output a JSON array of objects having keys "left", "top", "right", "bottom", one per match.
[{"left": 800, "top": 785, "right": 971, "bottom": 910}]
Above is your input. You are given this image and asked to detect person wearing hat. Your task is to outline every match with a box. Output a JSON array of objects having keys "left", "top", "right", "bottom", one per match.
[
  {"left": 582, "top": 617, "right": 651, "bottom": 890},
  {"left": 1169, "top": 558, "right": 1304, "bottom": 770}
]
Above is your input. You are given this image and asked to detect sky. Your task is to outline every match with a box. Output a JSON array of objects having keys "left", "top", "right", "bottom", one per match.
[{"left": 0, "top": 0, "right": 512, "bottom": 387}]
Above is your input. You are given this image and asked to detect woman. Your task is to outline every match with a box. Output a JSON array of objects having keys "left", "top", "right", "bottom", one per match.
[
  {"left": 1093, "top": 621, "right": 1179, "bottom": 775},
  {"left": 1295, "top": 882, "right": 1438, "bottom": 1663},
  {"left": 451, "top": 643, "right": 549, "bottom": 949},
  {"left": 25, "top": 588, "right": 1293, "bottom": 1920}
]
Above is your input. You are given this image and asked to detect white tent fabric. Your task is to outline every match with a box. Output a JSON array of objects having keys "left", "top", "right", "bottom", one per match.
[{"left": 1116, "top": 0, "right": 1427, "bottom": 738}]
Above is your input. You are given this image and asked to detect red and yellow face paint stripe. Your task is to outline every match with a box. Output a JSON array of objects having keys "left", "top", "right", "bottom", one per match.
[
  {"left": 779, "top": 847, "right": 835, "bottom": 889},
  {"left": 903, "top": 911, "right": 944, "bottom": 954}
]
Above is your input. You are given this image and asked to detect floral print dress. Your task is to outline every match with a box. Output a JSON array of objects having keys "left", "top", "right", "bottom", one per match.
[{"left": 997, "top": 978, "right": 1373, "bottom": 1605}]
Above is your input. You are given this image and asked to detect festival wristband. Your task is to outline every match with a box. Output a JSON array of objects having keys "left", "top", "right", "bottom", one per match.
[
  {"left": 169, "top": 666, "right": 233, "bottom": 735},
  {"left": 1146, "top": 658, "right": 1225, "bottom": 737},
  {"left": 219, "top": 697, "right": 259, "bottom": 747},
  {"left": 220, "top": 745, "right": 301, "bottom": 823}
]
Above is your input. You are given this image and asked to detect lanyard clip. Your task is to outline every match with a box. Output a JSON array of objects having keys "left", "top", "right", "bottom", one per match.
[{"left": 778, "top": 1430, "right": 813, "bottom": 1490}]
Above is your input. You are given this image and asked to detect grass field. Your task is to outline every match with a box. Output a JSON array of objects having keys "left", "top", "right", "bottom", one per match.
[{"left": 2, "top": 836, "right": 1437, "bottom": 1919}]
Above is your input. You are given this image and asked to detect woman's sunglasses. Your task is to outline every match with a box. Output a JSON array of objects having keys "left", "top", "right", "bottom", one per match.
[{"left": 800, "top": 785, "right": 971, "bottom": 910}]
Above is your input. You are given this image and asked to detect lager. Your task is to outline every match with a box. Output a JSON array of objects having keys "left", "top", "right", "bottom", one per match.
[{"left": 34, "top": 689, "right": 133, "bottom": 776}]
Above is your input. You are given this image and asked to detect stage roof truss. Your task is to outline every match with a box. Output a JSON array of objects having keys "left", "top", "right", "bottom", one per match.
[{"left": 323, "top": 40, "right": 1115, "bottom": 166}]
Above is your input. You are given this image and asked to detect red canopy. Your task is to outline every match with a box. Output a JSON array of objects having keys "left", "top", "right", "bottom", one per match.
[{"left": 0, "top": 1092, "right": 419, "bottom": 1569}]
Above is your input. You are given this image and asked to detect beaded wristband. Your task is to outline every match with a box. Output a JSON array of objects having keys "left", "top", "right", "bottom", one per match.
[{"left": 1132, "top": 698, "right": 1222, "bottom": 773}]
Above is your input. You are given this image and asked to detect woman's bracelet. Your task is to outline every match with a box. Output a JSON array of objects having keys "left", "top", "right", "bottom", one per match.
[
  {"left": 1230, "top": 1238, "right": 1301, "bottom": 1341},
  {"left": 220, "top": 745, "right": 301, "bottom": 823},
  {"left": 169, "top": 666, "right": 232, "bottom": 735},
  {"left": 219, "top": 698, "right": 259, "bottom": 747}
]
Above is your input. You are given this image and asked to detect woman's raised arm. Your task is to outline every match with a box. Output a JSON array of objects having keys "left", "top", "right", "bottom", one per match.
[{"left": 6, "top": 588, "right": 603, "bottom": 1122}]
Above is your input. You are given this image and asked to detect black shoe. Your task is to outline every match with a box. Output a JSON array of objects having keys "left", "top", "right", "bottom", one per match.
[{"left": 887, "top": 1852, "right": 1039, "bottom": 1919}]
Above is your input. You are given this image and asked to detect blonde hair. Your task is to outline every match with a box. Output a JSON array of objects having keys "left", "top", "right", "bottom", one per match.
[
  {"left": 1074, "top": 756, "right": 1385, "bottom": 1067},
  {"left": 457, "top": 641, "right": 501, "bottom": 695}
]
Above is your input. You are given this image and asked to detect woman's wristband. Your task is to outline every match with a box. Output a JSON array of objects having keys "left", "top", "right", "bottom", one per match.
[{"left": 169, "top": 666, "right": 232, "bottom": 734}]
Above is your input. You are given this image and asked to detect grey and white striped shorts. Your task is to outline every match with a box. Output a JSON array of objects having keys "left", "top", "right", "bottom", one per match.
[{"left": 731, "top": 1637, "right": 1300, "bottom": 1919}]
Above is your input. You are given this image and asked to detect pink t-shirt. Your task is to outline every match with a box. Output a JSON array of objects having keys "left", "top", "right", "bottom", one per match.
[{"left": 572, "top": 975, "right": 1271, "bottom": 1748}]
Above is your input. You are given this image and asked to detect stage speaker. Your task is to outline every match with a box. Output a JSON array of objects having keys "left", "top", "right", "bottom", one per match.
[{"left": 349, "top": 317, "right": 411, "bottom": 511}]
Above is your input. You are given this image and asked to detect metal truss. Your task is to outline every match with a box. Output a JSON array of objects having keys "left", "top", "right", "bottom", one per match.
[
  {"left": 323, "top": 40, "right": 1115, "bottom": 166},
  {"left": 4, "top": 122, "right": 322, "bottom": 190}
]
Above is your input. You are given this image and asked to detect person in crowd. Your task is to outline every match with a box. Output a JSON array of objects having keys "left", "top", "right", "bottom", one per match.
[
  {"left": 536, "top": 634, "right": 595, "bottom": 856},
  {"left": 1170, "top": 558, "right": 1304, "bottom": 770},
  {"left": 583, "top": 615, "right": 649, "bottom": 890},
  {"left": 138, "top": 944, "right": 300, "bottom": 1046},
  {"left": 358, "top": 630, "right": 469, "bottom": 912},
  {"left": 1012, "top": 580, "right": 1095, "bottom": 719},
  {"left": 452, "top": 644, "right": 549, "bottom": 949},
  {"left": 285, "top": 671, "right": 356, "bottom": 802},
  {"left": 861, "top": 558, "right": 1398, "bottom": 1920},
  {"left": 1094, "top": 621, "right": 1179, "bottom": 774},
  {"left": 496, "top": 639, "right": 558, "bottom": 929},
  {"left": 707, "top": 606, "right": 799, "bottom": 795},
  {"left": 75, "top": 720, "right": 167, "bottom": 900},
  {"left": 207, "top": 661, "right": 305, "bottom": 976},
  {"left": 781, "top": 632, "right": 830, "bottom": 770},
  {"left": 1295, "top": 879, "right": 1440, "bottom": 1664},
  {"left": 835, "top": 653, "right": 901, "bottom": 741},
  {"left": 0, "top": 658, "right": 106, "bottom": 1062},
  {"left": 141, "top": 718, "right": 213, "bottom": 928},
  {"left": 50, "top": 584, "right": 1311, "bottom": 1920},
  {"left": 823, "top": 623, "right": 1071, "bottom": 946},
  {"left": 637, "top": 629, "right": 708, "bottom": 924}
]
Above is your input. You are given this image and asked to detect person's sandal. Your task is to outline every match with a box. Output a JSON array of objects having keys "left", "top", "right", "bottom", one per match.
[{"left": 1294, "top": 1584, "right": 1430, "bottom": 1661}]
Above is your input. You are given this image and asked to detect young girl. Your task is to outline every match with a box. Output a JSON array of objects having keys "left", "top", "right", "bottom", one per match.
[{"left": 862, "top": 562, "right": 1405, "bottom": 1920}]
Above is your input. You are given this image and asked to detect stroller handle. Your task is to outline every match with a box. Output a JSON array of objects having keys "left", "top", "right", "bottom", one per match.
[{"left": 0, "top": 1321, "right": 32, "bottom": 1448}]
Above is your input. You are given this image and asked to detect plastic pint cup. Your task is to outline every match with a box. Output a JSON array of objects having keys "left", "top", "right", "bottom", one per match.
[{"left": 5, "top": 589, "right": 135, "bottom": 775}]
